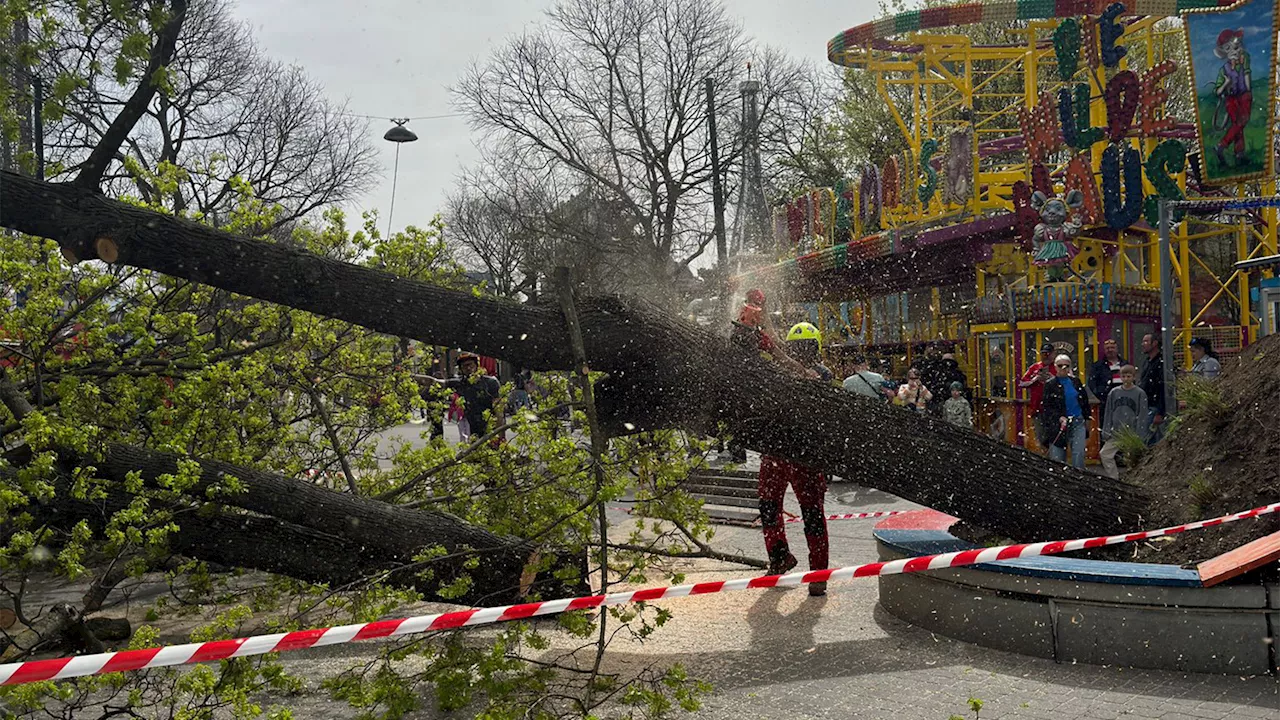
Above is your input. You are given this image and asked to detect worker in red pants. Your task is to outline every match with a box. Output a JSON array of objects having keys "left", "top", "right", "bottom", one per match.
[{"left": 758, "top": 322, "right": 832, "bottom": 596}]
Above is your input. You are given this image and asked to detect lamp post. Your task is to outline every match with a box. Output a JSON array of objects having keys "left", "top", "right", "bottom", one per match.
[
  {"left": 384, "top": 118, "right": 418, "bottom": 238},
  {"left": 1158, "top": 199, "right": 1176, "bottom": 422}
]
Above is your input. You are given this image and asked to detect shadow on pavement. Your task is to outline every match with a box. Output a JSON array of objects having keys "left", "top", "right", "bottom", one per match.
[{"left": 591, "top": 592, "right": 1279, "bottom": 708}]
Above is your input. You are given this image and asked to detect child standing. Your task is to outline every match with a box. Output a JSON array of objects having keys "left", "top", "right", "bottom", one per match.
[
  {"left": 1099, "top": 365, "right": 1148, "bottom": 479},
  {"left": 943, "top": 381, "right": 973, "bottom": 429}
]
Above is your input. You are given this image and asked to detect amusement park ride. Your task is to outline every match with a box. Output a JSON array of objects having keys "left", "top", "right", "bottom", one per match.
[{"left": 733, "top": 0, "right": 1280, "bottom": 461}]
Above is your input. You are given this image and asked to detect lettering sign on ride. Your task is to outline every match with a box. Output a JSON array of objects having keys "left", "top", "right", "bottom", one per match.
[{"left": 791, "top": 3, "right": 1214, "bottom": 252}]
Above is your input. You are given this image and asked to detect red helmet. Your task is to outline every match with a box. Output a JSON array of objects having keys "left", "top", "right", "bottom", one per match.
[{"left": 746, "top": 289, "right": 765, "bottom": 307}]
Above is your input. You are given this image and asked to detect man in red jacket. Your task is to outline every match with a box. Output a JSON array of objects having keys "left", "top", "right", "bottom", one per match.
[{"left": 1018, "top": 342, "right": 1056, "bottom": 449}]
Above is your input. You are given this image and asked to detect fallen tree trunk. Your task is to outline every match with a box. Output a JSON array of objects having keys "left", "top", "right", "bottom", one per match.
[
  {"left": 0, "top": 377, "right": 584, "bottom": 607},
  {"left": 96, "top": 444, "right": 535, "bottom": 568},
  {"left": 36, "top": 478, "right": 586, "bottom": 607},
  {"left": 0, "top": 171, "right": 1149, "bottom": 540},
  {"left": 95, "top": 444, "right": 586, "bottom": 604},
  {"left": 9, "top": 443, "right": 588, "bottom": 606}
]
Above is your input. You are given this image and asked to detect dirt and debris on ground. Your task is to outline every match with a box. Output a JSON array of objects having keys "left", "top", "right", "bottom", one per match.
[{"left": 1114, "top": 333, "right": 1280, "bottom": 566}]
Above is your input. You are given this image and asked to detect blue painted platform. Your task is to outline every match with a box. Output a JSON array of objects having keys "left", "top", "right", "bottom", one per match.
[{"left": 874, "top": 511, "right": 1203, "bottom": 588}]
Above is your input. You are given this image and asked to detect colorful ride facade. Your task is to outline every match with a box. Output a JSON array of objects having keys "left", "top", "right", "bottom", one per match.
[{"left": 735, "top": 0, "right": 1280, "bottom": 459}]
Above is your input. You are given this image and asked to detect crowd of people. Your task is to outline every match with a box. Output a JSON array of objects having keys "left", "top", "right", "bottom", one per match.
[
  {"left": 839, "top": 346, "right": 971, "bottom": 426},
  {"left": 728, "top": 287, "right": 1233, "bottom": 587},
  {"left": 846, "top": 330, "right": 1221, "bottom": 478}
]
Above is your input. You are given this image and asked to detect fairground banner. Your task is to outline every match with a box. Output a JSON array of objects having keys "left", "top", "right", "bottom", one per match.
[{"left": 1184, "top": 0, "right": 1280, "bottom": 184}]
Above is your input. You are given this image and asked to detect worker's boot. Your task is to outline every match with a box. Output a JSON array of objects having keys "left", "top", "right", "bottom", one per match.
[{"left": 766, "top": 548, "right": 797, "bottom": 577}]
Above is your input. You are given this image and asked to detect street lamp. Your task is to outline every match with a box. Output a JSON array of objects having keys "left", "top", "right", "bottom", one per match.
[{"left": 384, "top": 118, "right": 418, "bottom": 238}]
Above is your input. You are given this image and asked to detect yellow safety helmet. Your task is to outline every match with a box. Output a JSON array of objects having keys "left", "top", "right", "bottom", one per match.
[{"left": 786, "top": 322, "right": 822, "bottom": 347}]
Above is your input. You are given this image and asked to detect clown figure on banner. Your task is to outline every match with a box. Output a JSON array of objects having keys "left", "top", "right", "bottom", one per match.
[{"left": 1031, "top": 190, "right": 1084, "bottom": 282}]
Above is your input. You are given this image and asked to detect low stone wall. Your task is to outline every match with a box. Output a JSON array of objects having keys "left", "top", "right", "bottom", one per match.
[{"left": 874, "top": 510, "right": 1279, "bottom": 676}]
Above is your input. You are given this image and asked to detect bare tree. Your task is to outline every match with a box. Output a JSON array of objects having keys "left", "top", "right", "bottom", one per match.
[
  {"left": 37, "top": 0, "right": 379, "bottom": 227},
  {"left": 444, "top": 191, "right": 531, "bottom": 299},
  {"left": 757, "top": 54, "right": 850, "bottom": 195},
  {"left": 447, "top": 141, "right": 642, "bottom": 301},
  {"left": 454, "top": 0, "right": 757, "bottom": 295}
]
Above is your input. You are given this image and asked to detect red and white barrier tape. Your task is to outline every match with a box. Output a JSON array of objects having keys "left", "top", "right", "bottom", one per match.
[
  {"left": 2, "top": 501, "right": 1275, "bottom": 686},
  {"left": 610, "top": 506, "right": 905, "bottom": 524},
  {"left": 795, "top": 511, "right": 902, "bottom": 524}
]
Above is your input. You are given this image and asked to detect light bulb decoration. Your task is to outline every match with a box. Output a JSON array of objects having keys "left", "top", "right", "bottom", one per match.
[
  {"left": 1101, "top": 142, "right": 1144, "bottom": 230},
  {"left": 834, "top": 178, "right": 854, "bottom": 240},
  {"left": 1143, "top": 139, "right": 1189, "bottom": 227},
  {"left": 1059, "top": 83, "right": 1103, "bottom": 151},
  {"left": 941, "top": 125, "right": 974, "bottom": 207},
  {"left": 1139, "top": 61, "right": 1177, "bottom": 136},
  {"left": 858, "top": 164, "right": 882, "bottom": 233},
  {"left": 1064, "top": 151, "right": 1103, "bottom": 227},
  {"left": 1099, "top": 2, "right": 1128, "bottom": 68},
  {"left": 1104, "top": 70, "right": 1139, "bottom": 143},
  {"left": 1031, "top": 161, "right": 1052, "bottom": 197},
  {"left": 882, "top": 156, "right": 900, "bottom": 209},
  {"left": 1053, "top": 17, "right": 1081, "bottom": 82},
  {"left": 1011, "top": 180, "right": 1037, "bottom": 247}
]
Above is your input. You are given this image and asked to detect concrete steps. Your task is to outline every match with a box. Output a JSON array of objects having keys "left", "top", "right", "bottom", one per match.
[{"left": 686, "top": 468, "right": 759, "bottom": 525}]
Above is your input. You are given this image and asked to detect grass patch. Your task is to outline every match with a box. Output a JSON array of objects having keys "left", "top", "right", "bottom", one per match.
[
  {"left": 1189, "top": 473, "right": 1219, "bottom": 518},
  {"left": 1177, "top": 375, "right": 1227, "bottom": 423},
  {"left": 1111, "top": 425, "right": 1148, "bottom": 468}
]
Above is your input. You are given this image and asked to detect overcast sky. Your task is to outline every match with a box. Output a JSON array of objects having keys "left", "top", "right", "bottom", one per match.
[{"left": 231, "top": 0, "right": 879, "bottom": 236}]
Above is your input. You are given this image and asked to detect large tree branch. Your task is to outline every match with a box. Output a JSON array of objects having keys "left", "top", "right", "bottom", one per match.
[
  {"left": 74, "top": 0, "right": 189, "bottom": 190},
  {"left": 0, "top": 171, "right": 1149, "bottom": 542},
  {"left": 9, "top": 443, "right": 585, "bottom": 606}
]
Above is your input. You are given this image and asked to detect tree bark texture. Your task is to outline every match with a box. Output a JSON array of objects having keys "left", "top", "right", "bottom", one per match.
[
  {"left": 33, "top": 467, "right": 585, "bottom": 607},
  {"left": 91, "top": 445, "right": 586, "bottom": 604},
  {"left": 0, "top": 171, "right": 1149, "bottom": 541}
]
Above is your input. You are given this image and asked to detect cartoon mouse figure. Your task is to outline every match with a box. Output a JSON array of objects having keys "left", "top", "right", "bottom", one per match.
[
  {"left": 1031, "top": 190, "right": 1083, "bottom": 282},
  {"left": 1213, "top": 28, "right": 1252, "bottom": 168}
]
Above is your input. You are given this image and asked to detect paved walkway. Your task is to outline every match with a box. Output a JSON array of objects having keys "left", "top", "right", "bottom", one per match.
[
  {"left": 20, "top": 429, "right": 1275, "bottom": 719},
  {"left": 315, "top": 434, "right": 1280, "bottom": 718},
  {"left": 589, "top": 481, "right": 1280, "bottom": 720}
]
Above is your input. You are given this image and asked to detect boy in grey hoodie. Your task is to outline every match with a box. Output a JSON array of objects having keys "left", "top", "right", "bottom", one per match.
[{"left": 1099, "top": 365, "right": 1147, "bottom": 479}]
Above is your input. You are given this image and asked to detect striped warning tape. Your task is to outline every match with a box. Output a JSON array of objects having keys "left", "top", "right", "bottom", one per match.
[
  {"left": 610, "top": 506, "right": 905, "bottom": 524},
  {"left": 2, "top": 501, "right": 1275, "bottom": 686},
  {"left": 793, "top": 511, "right": 903, "bottom": 524}
]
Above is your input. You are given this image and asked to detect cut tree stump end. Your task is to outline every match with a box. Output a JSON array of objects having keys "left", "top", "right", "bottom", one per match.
[{"left": 95, "top": 237, "right": 119, "bottom": 263}]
